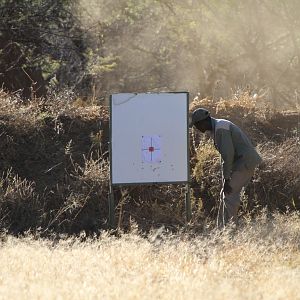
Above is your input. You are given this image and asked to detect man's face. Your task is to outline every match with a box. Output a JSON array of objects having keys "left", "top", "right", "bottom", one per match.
[{"left": 194, "top": 120, "right": 208, "bottom": 133}]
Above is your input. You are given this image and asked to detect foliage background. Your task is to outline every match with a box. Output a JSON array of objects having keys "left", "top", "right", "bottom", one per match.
[{"left": 1, "top": 0, "right": 300, "bottom": 107}]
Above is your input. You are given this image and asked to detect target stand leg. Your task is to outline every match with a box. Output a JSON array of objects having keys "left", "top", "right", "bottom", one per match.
[
  {"left": 109, "top": 185, "right": 116, "bottom": 229},
  {"left": 185, "top": 183, "right": 192, "bottom": 223}
]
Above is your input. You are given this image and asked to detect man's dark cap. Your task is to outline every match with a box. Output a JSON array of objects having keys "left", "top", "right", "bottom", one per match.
[{"left": 189, "top": 108, "right": 210, "bottom": 127}]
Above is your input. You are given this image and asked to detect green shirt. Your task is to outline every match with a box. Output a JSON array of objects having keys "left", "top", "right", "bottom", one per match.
[{"left": 211, "top": 118, "right": 262, "bottom": 180}]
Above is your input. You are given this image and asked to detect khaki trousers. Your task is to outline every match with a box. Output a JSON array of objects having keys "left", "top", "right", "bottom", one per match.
[{"left": 217, "top": 167, "right": 255, "bottom": 228}]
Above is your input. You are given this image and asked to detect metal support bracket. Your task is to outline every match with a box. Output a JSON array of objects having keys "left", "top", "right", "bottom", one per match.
[
  {"left": 108, "top": 184, "right": 115, "bottom": 229},
  {"left": 185, "top": 183, "right": 192, "bottom": 223}
]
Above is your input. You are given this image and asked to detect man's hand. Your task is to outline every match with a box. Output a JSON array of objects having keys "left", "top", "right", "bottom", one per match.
[{"left": 223, "top": 179, "right": 232, "bottom": 195}]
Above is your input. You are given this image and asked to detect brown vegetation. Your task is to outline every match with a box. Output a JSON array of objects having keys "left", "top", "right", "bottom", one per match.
[{"left": 0, "top": 89, "right": 299, "bottom": 234}]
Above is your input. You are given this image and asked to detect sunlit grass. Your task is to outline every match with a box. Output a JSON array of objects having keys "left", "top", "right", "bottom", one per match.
[{"left": 0, "top": 212, "right": 299, "bottom": 300}]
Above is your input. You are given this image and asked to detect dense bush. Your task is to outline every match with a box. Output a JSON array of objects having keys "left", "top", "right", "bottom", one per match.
[
  {"left": 0, "top": 0, "right": 87, "bottom": 98},
  {"left": 1, "top": 1, "right": 300, "bottom": 107},
  {"left": 0, "top": 89, "right": 298, "bottom": 234}
]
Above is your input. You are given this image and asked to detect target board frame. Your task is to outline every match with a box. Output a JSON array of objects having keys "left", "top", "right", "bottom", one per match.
[{"left": 109, "top": 92, "right": 190, "bottom": 186}]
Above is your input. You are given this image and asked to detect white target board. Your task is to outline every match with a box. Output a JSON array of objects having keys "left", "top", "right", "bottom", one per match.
[{"left": 110, "top": 93, "right": 189, "bottom": 185}]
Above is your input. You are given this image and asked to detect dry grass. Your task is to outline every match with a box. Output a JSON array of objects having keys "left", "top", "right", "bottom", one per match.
[
  {"left": 0, "top": 89, "right": 109, "bottom": 134},
  {"left": 0, "top": 89, "right": 299, "bottom": 233},
  {"left": 0, "top": 212, "right": 299, "bottom": 300}
]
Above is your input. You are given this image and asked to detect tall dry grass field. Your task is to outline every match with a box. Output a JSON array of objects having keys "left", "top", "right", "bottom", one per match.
[{"left": 0, "top": 213, "right": 299, "bottom": 300}]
